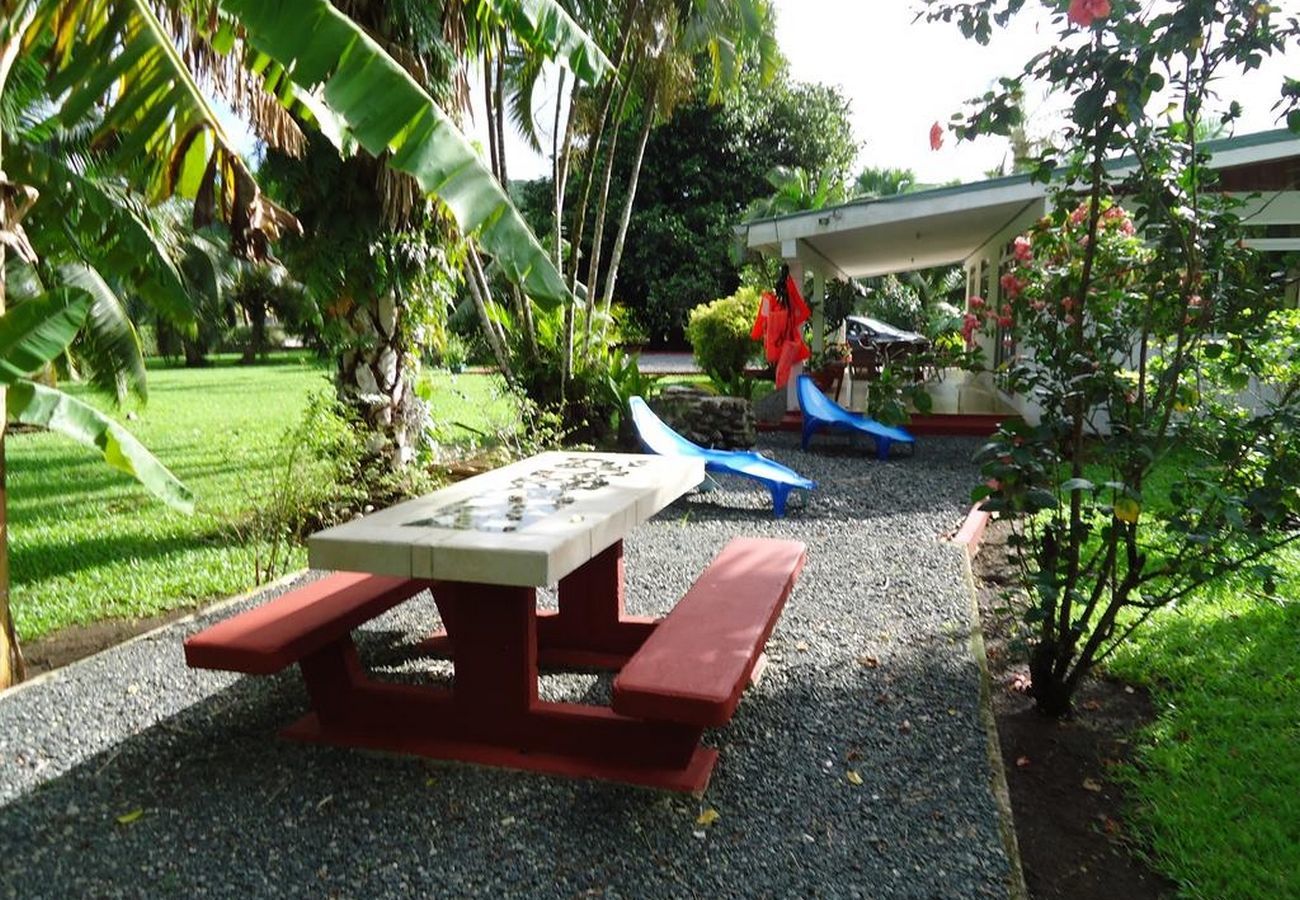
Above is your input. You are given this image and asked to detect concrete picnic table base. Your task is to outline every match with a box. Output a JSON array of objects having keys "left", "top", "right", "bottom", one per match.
[{"left": 280, "top": 542, "right": 718, "bottom": 793}]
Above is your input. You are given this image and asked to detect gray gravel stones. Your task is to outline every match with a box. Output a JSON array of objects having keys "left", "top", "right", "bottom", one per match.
[{"left": 0, "top": 434, "right": 1010, "bottom": 898}]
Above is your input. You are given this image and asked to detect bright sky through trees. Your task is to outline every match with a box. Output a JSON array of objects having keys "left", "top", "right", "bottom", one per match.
[
  {"left": 777, "top": 1, "right": 1294, "bottom": 184},
  {"left": 480, "top": 1, "right": 1294, "bottom": 185}
]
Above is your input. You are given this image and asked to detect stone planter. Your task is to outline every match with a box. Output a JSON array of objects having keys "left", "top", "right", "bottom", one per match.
[{"left": 648, "top": 386, "right": 756, "bottom": 449}]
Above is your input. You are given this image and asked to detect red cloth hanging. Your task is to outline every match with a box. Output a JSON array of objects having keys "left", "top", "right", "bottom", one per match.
[{"left": 751, "top": 275, "right": 811, "bottom": 388}]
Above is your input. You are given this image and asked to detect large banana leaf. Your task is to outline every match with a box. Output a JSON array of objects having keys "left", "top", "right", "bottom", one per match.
[
  {"left": 225, "top": 0, "right": 572, "bottom": 307},
  {"left": 57, "top": 262, "right": 148, "bottom": 404},
  {"left": 6, "top": 380, "right": 194, "bottom": 513},
  {"left": 0, "top": 288, "right": 90, "bottom": 384}
]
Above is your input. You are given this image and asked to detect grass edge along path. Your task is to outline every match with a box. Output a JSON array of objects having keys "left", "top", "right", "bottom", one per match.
[{"left": 9, "top": 357, "right": 518, "bottom": 641}]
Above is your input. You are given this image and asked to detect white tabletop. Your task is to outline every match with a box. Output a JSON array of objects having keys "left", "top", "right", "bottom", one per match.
[{"left": 307, "top": 451, "right": 704, "bottom": 586}]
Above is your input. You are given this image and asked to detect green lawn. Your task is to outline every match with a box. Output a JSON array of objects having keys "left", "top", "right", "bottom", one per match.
[
  {"left": 1105, "top": 546, "right": 1300, "bottom": 899},
  {"left": 8, "top": 356, "right": 519, "bottom": 640}
]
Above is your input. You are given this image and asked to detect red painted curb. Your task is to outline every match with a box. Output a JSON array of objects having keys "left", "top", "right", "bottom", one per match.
[{"left": 951, "top": 503, "right": 991, "bottom": 556}]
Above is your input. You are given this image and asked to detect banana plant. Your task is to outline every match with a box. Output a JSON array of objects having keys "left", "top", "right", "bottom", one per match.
[
  {"left": 0, "top": 0, "right": 613, "bottom": 685},
  {"left": 0, "top": 288, "right": 191, "bottom": 513}
]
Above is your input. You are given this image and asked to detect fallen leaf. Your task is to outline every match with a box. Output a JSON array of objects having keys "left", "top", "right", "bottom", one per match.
[
  {"left": 1082, "top": 699, "right": 1102, "bottom": 711},
  {"left": 1102, "top": 816, "right": 1121, "bottom": 835},
  {"left": 858, "top": 656, "right": 879, "bottom": 668},
  {"left": 116, "top": 809, "right": 144, "bottom": 825},
  {"left": 796, "top": 641, "right": 809, "bottom": 652},
  {"left": 899, "top": 720, "right": 913, "bottom": 735},
  {"left": 1008, "top": 673, "right": 1032, "bottom": 694},
  {"left": 696, "top": 808, "right": 720, "bottom": 827},
  {"left": 425, "top": 777, "right": 437, "bottom": 787},
  {"left": 1015, "top": 756, "right": 1031, "bottom": 768},
  {"left": 947, "top": 707, "right": 958, "bottom": 717},
  {"left": 845, "top": 749, "right": 862, "bottom": 762},
  {"left": 1082, "top": 778, "right": 1103, "bottom": 793},
  {"left": 846, "top": 770, "right": 863, "bottom": 786}
]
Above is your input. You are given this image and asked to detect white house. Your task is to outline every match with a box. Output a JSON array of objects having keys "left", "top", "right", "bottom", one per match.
[{"left": 738, "top": 129, "right": 1300, "bottom": 423}]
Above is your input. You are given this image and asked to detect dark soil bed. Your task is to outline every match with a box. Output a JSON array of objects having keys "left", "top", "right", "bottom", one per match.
[
  {"left": 974, "top": 519, "right": 1175, "bottom": 899},
  {"left": 21, "top": 608, "right": 197, "bottom": 677}
]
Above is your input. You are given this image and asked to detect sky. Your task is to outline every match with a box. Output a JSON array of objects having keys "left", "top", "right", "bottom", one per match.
[{"left": 484, "top": 1, "right": 1296, "bottom": 185}]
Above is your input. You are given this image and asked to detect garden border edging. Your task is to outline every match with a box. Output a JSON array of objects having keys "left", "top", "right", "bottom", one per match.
[
  {"left": 0, "top": 569, "right": 308, "bottom": 702},
  {"left": 950, "top": 505, "right": 1028, "bottom": 900}
]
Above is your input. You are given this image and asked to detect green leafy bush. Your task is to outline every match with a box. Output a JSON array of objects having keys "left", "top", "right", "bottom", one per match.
[{"left": 685, "top": 288, "right": 760, "bottom": 397}]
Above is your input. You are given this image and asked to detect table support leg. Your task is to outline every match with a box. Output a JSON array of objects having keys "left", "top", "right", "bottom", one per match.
[
  {"left": 537, "top": 541, "right": 657, "bottom": 667},
  {"left": 282, "top": 578, "right": 717, "bottom": 793}
]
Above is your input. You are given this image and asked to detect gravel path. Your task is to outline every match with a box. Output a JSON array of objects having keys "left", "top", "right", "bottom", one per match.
[{"left": 0, "top": 433, "right": 1010, "bottom": 898}]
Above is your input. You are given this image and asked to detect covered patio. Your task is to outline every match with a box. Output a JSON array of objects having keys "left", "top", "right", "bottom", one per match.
[{"left": 739, "top": 128, "right": 1300, "bottom": 426}]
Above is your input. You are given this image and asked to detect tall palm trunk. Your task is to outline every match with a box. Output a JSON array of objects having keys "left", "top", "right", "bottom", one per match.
[
  {"left": 337, "top": 289, "right": 419, "bottom": 467},
  {"left": 598, "top": 81, "right": 657, "bottom": 330},
  {"left": 579, "top": 68, "right": 636, "bottom": 348},
  {"left": 0, "top": 2, "right": 38, "bottom": 688}
]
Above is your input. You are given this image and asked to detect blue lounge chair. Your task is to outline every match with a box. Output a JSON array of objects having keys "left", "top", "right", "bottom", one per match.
[
  {"left": 628, "top": 397, "right": 816, "bottom": 518},
  {"left": 796, "top": 374, "right": 915, "bottom": 460}
]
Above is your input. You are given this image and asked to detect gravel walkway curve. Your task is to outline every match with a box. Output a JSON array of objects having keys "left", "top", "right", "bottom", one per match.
[{"left": 0, "top": 433, "right": 1010, "bottom": 898}]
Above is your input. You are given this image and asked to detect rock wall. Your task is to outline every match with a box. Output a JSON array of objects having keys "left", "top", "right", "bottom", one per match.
[{"left": 650, "top": 386, "right": 756, "bottom": 449}]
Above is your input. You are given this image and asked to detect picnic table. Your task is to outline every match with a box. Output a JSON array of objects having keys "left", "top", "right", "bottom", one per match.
[{"left": 185, "top": 451, "right": 806, "bottom": 792}]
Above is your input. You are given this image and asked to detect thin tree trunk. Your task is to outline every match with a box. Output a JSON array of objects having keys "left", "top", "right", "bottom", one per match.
[
  {"left": 552, "top": 69, "right": 571, "bottom": 270},
  {"left": 599, "top": 82, "right": 657, "bottom": 330},
  {"left": 0, "top": 6, "right": 37, "bottom": 688},
  {"left": 482, "top": 55, "right": 500, "bottom": 179},
  {"left": 466, "top": 244, "right": 516, "bottom": 386},
  {"left": 564, "top": 0, "right": 638, "bottom": 294},
  {"left": 581, "top": 69, "right": 637, "bottom": 348},
  {"left": 493, "top": 47, "right": 508, "bottom": 185}
]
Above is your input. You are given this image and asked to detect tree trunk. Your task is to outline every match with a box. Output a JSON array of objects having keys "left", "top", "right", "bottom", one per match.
[
  {"left": 580, "top": 70, "right": 637, "bottom": 349},
  {"left": 564, "top": 0, "right": 638, "bottom": 295},
  {"left": 598, "top": 82, "right": 657, "bottom": 329},
  {"left": 465, "top": 244, "right": 515, "bottom": 386},
  {"left": 241, "top": 297, "right": 267, "bottom": 364},
  {"left": 182, "top": 338, "right": 208, "bottom": 367},
  {"left": 336, "top": 291, "right": 423, "bottom": 468}
]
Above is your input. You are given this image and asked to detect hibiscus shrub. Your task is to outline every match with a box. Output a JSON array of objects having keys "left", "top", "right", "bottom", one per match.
[{"left": 928, "top": 0, "right": 1300, "bottom": 715}]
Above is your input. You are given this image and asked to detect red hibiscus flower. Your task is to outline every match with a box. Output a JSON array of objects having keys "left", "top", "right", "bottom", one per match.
[
  {"left": 929, "top": 121, "right": 944, "bottom": 151},
  {"left": 1067, "top": 0, "right": 1111, "bottom": 28}
]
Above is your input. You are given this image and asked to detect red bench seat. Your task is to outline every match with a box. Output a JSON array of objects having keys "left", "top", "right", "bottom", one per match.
[
  {"left": 184, "top": 573, "right": 428, "bottom": 675},
  {"left": 611, "top": 537, "right": 806, "bottom": 728}
]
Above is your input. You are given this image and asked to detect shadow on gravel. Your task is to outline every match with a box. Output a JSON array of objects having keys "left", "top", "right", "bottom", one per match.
[{"left": 0, "top": 628, "right": 1010, "bottom": 899}]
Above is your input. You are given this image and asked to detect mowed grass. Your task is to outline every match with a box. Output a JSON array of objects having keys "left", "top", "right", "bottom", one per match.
[
  {"left": 8, "top": 356, "right": 520, "bottom": 641},
  {"left": 1105, "top": 546, "right": 1300, "bottom": 899}
]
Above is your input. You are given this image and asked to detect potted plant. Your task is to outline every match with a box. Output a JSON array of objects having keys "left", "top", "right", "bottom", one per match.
[{"left": 807, "top": 341, "right": 851, "bottom": 392}]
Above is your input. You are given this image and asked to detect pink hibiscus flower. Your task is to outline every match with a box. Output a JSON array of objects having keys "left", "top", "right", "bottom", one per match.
[
  {"left": 1067, "top": 0, "right": 1111, "bottom": 28},
  {"left": 930, "top": 121, "right": 944, "bottom": 151}
]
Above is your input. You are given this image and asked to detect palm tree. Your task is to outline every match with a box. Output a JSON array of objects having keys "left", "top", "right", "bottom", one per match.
[
  {"left": 0, "top": 0, "right": 605, "bottom": 687},
  {"left": 852, "top": 166, "right": 917, "bottom": 199},
  {"left": 744, "top": 164, "right": 846, "bottom": 220}
]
